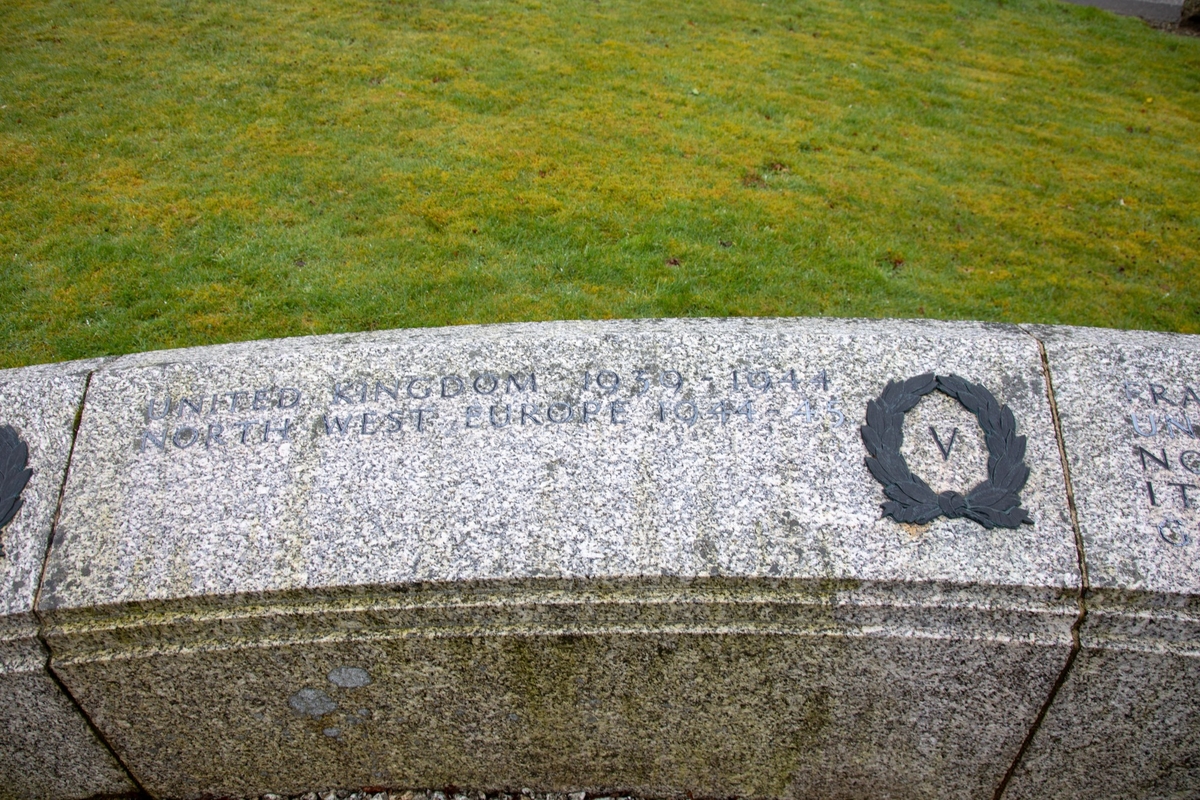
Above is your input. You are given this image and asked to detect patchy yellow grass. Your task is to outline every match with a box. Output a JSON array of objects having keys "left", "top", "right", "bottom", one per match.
[{"left": 0, "top": 0, "right": 1197, "bottom": 366}]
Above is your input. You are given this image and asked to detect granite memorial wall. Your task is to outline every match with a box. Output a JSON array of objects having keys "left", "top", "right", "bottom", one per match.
[
  {"left": 0, "top": 318, "right": 1195, "bottom": 799},
  {"left": 0, "top": 360, "right": 135, "bottom": 799}
]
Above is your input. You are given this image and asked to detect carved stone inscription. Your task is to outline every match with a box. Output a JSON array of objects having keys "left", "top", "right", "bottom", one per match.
[
  {"left": 47, "top": 320, "right": 1085, "bottom": 612},
  {"left": 1125, "top": 380, "right": 1200, "bottom": 547},
  {"left": 134, "top": 367, "right": 846, "bottom": 454}
]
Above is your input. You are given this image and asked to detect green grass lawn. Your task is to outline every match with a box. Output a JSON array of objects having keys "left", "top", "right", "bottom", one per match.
[{"left": 0, "top": 0, "right": 1197, "bottom": 368}]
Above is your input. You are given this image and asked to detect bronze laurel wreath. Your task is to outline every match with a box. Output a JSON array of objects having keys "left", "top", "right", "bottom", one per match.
[
  {"left": 0, "top": 425, "right": 33, "bottom": 551},
  {"left": 861, "top": 373, "right": 1033, "bottom": 529}
]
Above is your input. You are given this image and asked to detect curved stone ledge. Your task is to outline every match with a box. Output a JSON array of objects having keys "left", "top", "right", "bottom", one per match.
[
  {"left": 0, "top": 317, "right": 1195, "bottom": 798},
  {"left": 40, "top": 578, "right": 1078, "bottom": 665},
  {"left": 0, "top": 359, "right": 136, "bottom": 799}
]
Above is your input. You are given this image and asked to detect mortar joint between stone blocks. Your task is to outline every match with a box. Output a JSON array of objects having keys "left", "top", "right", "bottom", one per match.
[
  {"left": 1029, "top": 330, "right": 1090, "bottom": 595},
  {"left": 988, "top": 331, "right": 1095, "bottom": 799},
  {"left": 29, "top": 366, "right": 148, "bottom": 795}
]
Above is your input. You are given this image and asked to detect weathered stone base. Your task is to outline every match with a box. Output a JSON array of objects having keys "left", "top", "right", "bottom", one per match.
[
  {"left": 0, "top": 664, "right": 134, "bottom": 799},
  {"left": 45, "top": 579, "right": 1074, "bottom": 799},
  {"left": 1006, "top": 591, "right": 1200, "bottom": 799},
  {"left": 0, "top": 318, "right": 1196, "bottom": 798}
]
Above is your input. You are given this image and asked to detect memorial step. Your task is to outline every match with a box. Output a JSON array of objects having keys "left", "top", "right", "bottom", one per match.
[{"left": 0, "top": 318, "right": 1193, "bottom": 798}]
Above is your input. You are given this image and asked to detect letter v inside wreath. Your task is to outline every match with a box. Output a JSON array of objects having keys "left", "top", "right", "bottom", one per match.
[{"left": 860, "top": 373, "right": 1033, "bottom": 530}]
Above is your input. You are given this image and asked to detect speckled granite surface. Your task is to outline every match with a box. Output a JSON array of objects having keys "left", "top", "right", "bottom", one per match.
[
  {"left": 0, "top": 359, "right": 135, "bottom": 799},
  {"left": 41, "top": 318, "right": 1078, "bottom": 605},
  {"left": 1006, "top": 326, "right": 1200, "bottom": 799},
  {"left": 35, "top": 318, "right": 1080, "bottom": 799},
  {"left": 239, "top": 788, "right": 645, "bottom": 800}
]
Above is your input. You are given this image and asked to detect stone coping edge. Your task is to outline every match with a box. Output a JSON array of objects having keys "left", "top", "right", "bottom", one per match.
[
  {"left": 7, "top": 318, "right": 1199, "bottom": 647},
  {"left": 1081, "top": 588, "right": 1200, "bottom": 655},
  {"left": 39, "top": 576, "right": 1080, "bottom": 664}
]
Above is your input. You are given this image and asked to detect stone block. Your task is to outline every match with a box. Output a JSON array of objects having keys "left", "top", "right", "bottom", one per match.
[
  {"left": 0, "top": 359, "right": 136, "bottom": 799},
  {"left": 37, "top": 318, "right": 1080, "bottom": 799},
  {"left": 1005, "top": 326, "right": 1200, "bottom": 799}
]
